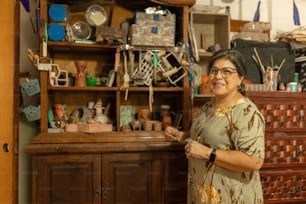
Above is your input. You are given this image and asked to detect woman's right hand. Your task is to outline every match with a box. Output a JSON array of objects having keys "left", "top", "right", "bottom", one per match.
[{"left": 164, "top": 126, "right": 184, "bottom": 142}]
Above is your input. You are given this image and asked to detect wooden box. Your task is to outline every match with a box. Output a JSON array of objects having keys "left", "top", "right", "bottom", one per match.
[
  {"left": 130, "top": 12, "right": 175, "bottom": 46},
  {"left": 77, "top": 123, "right": 113, "bottom": 133}
]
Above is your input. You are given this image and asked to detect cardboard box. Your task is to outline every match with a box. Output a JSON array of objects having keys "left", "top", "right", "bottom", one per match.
[{"left": 130, "top": 12, "right": 175, "bottom": 46}]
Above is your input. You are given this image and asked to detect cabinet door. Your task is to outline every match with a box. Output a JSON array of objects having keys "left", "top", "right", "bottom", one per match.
[
  {"left": 163, "top": 151, "right": 188, "bottom": 204},
  {"left": 102, "top": 152, "right": 162, "bottom": 203},
  {"left": 35, "top": 154, "right": 101, "bottom": 204}
]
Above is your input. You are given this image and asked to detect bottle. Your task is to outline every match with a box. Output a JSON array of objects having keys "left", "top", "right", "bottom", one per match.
[{"left": 294, "top": 72, "right": 299, "bottom": 83}]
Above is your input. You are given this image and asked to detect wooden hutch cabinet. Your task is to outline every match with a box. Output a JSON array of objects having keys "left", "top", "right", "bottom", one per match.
[{"left": 25, "top": 0, "right": 193, "bottom": 203}]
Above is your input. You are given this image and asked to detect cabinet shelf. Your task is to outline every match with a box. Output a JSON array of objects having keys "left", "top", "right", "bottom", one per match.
[
  {"left": 194, "top": 91, "right": 306, "bottom": 99},
  {"left": 31, "top": 131, "right": 169, "bottom": 144},
  {"left": 47, "top": 41, "right": 119, "bottom": 53},
  {"left": 198, "top": 51, "right": 213, "bottom": 57},
  {"left": 47, "top": 86, "right": 184, "bottom": 92},
  {"left": 120, "top": 86, "right": 184, "bottom": 92},
  {"left": 47, "top": 41, "right": 180, "bottom": 53},
  {"left": 48, "top": 86, "right": 118, "bottom": 91},
  {"left": 246, "top": 90, "right": 306, "bottom": 98}
]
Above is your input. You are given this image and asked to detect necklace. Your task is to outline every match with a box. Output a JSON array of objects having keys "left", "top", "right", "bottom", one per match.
[
  {"left": 214, "top": 98, "right": 245, "bottom": 117},
  {"left": 215, "top": 106, "right": 232, "bottom": 117}
]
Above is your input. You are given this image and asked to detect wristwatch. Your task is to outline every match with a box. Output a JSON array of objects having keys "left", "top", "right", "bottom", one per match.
[{"left": 209, "top": 148, "right": 217, "bottom": 163}]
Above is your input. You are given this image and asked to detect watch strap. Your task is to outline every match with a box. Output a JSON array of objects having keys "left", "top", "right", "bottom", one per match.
[{"left": 209, "top": 148, "right": 217, "bottom": 163}]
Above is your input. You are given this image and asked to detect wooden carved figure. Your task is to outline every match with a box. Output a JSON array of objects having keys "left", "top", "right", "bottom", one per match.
[{"left": 74, "top": 60, "right": 88, "bottom": 87}]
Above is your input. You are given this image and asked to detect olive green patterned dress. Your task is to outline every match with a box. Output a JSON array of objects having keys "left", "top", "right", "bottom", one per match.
[{"left": 187, "top": 97, "right": 265, "bottom": 204}]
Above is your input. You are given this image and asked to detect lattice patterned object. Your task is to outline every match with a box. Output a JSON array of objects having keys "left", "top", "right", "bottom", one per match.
[
  {"left": 20, "top": 78, "right": 40, "bottom": 96},
  {"left": 132, "top": 50, "right": 155, "bottom": 86},
  {"left": 37, "top": 57, "right": 52, "bottom": 71},
  {"left": 264, "top": 137, "right": 306, "bottom": 165},
  {"left": 262, "top": 136, "right": 306, "bottom": 201},
  {"left": 23, "top": 105, "right": 41, "bottom": 121},
  {"left": 132, "top": 50, "right": 187, "bottom": 86},
  {"left": 261, "top": 171, "right": 306, "bottom": 201},
  {"left": 157, "top": 52, "right": 187, "bottom": 85},
  {"left": 257, "top": 104, "right": 306, "bottom": 129}
]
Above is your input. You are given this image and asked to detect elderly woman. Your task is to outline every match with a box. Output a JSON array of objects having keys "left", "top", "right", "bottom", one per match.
[{"left": 165, "top": 49, "right": 265, "bottom": 204}]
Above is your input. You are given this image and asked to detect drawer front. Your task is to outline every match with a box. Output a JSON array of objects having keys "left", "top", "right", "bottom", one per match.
[
  {"left": 261, "top": 170, "right": 306, "bottom": 203},
  {"left": 258, "top": 104, "right": 306, "bottom": 129},
  {"left": 264, "top": 136, "right": 306, "bottom": 166}
]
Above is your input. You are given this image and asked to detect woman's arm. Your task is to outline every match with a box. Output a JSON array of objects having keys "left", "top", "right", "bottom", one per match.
[
  {"left": 214, "top": 148, "right": 264, "bottom": 171},
  {"left": 185, "top": 141, "right": 263, "bottom": 172}
]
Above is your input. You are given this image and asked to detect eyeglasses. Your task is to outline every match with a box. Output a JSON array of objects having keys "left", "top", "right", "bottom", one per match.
[{"left": 209, "top": 67, "right": 237, "bottom": 77}]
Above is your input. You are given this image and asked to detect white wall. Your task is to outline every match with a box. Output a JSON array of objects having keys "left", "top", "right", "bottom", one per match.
[
  {"left": 196, "top": 0, "right": 306, "bottom": 40},
  {"left": 19, "top": 1, "right": 39, "bottom": 203}
]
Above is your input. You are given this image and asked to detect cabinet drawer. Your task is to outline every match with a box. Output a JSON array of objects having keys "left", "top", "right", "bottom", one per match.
[
  {"left": 261, "top": 170, "right": 306, "bottom": 203},
  {"left": 251, "top": 95, "right": 306, "bottom": 129},
  {"left": 264, "top": 136, "right": 306, "bottom": 165}
]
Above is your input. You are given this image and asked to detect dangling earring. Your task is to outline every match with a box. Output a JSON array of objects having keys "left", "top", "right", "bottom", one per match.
[{"left": 237, "top": 84, "right": 242, "bottom": 90}]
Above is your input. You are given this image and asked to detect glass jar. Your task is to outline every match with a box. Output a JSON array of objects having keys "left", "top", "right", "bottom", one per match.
[{"left": 48, "top": 4, "right": 70, "bottom": 23}]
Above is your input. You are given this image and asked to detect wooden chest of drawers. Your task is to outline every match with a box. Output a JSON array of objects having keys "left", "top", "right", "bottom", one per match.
[
  {"left": 261, "top": 136, "right": 306, "bottom": 203},
  {"left": 247, "top": 91, "right": 306, "bottom": 203}
]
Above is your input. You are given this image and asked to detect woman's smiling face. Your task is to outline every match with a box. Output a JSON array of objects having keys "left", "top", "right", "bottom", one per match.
[{"left": 208, "top": 58, "right": 244, "bottom": 97}]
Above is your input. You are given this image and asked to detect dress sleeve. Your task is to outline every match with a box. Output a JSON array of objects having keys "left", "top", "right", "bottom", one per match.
[{"left": 231, "top": 103, "right": 265, "bottom": 159}]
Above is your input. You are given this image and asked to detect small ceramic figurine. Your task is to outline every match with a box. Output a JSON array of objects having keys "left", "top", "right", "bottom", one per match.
[
  {"left": 54, "top": 104, "right": 64, "bottom": 120},
  {"left": 87, "top": 101, "right": 95, "bottom": 119},
  {"left": 95, "top": 98, "right": 108, "bottom": 123},
  {"left": 74, "top": 60, "right": 88, "bottom": 87},
  {"left": 52, "top": 104, "right": 67, "bottom": 128}
]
